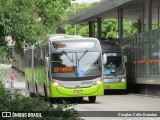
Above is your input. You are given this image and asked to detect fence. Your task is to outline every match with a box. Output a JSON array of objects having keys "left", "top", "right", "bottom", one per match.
[{"left": 122, "top": 29, "right": 160, "bottom": 85}]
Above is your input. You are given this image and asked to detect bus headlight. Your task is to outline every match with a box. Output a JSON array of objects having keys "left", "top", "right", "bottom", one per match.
[
  {"left": 121, "top": 78, "right": 126, "bottom": 82},
  {"left": 53, "top": 81, "right": 63, "bottom": 87},
  {"left": 96, "top": 80, "right": 102, "bottom": 85}
]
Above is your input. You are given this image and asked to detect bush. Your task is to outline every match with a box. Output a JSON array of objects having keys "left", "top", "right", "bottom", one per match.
[{"left": 0, "top": 81, "right": 83, "bottom": 120}]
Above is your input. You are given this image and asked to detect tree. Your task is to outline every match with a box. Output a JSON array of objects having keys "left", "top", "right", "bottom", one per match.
[
  {"left": 62, "top": 2, "right": 94, "bottom": 36},
  {"left": 102, "top": 19, "right": 118, "bottom": 39},
  {"left": 0, "top": 0, "right": 69, "bottom": 54},
  {"left": 61, "top": 2, "right": 138, "bottom": 39}
]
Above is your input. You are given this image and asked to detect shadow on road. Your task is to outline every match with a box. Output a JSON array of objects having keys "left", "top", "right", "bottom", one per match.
[
  {"left": 104, "top": 90, "right": 128, "bottom": 95},
  {"left": 49, "top": 98, "right": 101, "bottom": 104}
]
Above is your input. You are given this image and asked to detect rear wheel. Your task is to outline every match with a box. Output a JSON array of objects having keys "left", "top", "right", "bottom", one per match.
[
  {"left": 77, "top": 97, "right": 83, "bottom": 102},
  {"left": 29, "top": 93, "right": 36, "bottom": 97},
  {"left": 26, "top": 81, "right": 30, "bottom": 91},
  {"left": 29, "top": 83, "right": 38, "bottom": 97},
  {"left": 35, "top": 83, "right": 38, "bottom": 94},
  {"left": 44, "top": 84, "right": 49, "bottom": 101},
  {"left": 26, "top": 81, "right": 33, "bottom": 97},
  {"left": 88, "top": 96, "right": 96, "bottom": 103}
]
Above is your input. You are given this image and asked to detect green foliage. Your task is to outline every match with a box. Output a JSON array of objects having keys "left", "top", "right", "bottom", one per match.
[
  {"left": 0, "top": 70, "right": 7, "bottom": 81},
  {"left": 0, "top": 0, "right": 69, "bottom": 54},
  {"left": 0, "top": 45, "right": 8, "bottom": 62},
  {"left": 152, "top": 24, "right": 159, "bottom": 30},
  {"left": 123, "top": 19, "right": 138, "bottom": 36},
  {"left": 101, "top": 19, "right": 138, "bottom": 39},
  {"left": 63, "top": 2, "right": 138, "bottom": 38},
  {"left": 66, "top": 23, "right": 89, "bottom": 37},
  {"left": 0, "top": 81, "right": 82, "bottom": 120},
  {"left": 66, "top": 3, "right": 91, "bottom": 17},
  {"left": 63, "top": 3, "right": 92, "bottom": 36},
  {"left": 101, "top": 19, "right": 118, "bottom": 39},
  {"left": 36, "top": 0, "right": 69, "bottom": 27}
]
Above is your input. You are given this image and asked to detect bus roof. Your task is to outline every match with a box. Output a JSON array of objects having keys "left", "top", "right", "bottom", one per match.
[{"left": 48, "top": 34, "right": 98, "bottom": 42}]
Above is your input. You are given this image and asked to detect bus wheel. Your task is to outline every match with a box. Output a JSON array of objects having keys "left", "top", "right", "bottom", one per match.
[
  {"left": 35, "top": 83, "right": 38, "bottom": 94},
  {"left": 44, "top": 84, "right": 49, "bottom": 101},
  {"left": 27, "top": 81, "right": 34, "bottom": 97},
  {"left": 29, "top": 93, "right": 35, "bottom": 97},
  {"left": 88, "top": 96, "right": 96, "bottom": 103},
  {"left": 77, "top": 97, "right": 83, "bottom": 102},
  {"left": 26, "top": 81, "right": 30, "bottom": 91}
]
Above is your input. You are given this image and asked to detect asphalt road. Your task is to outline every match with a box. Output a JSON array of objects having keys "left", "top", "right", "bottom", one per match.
[
  {"left": 73, "top": 94, "right": 160, "bottom": 120},
  {"left": 75, "top": 94, "right": 160, "bottom": 111}
]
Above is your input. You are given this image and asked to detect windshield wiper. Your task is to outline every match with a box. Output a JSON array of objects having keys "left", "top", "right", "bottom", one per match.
[
  {"left": 78, "top": 50, "right": 88, "bottom": 61},
  {"left": 62, "top": 51, "right": 73, "bottom": 62}
]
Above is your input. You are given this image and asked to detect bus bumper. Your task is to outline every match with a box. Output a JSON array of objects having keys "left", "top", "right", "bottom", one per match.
[{"left": 50, "top": 83, "right": 104, "bottom": 98}]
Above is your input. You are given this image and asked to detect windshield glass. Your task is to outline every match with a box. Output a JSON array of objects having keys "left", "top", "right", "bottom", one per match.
[
  {"left": 51, "top": 52, "right": 101, "bottom": 80},
  {"left": 104, "top": 52, "right": 125, "bottom": 75}
]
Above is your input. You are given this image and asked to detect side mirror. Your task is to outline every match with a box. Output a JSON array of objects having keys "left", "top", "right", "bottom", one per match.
[
  {"left": 103, "top": 54, "right": 107, "bottom": 64},
  {"left": 124, "top": 56, "right": 127, "bottom": 62},
  {"left": 45, "top": 57, "right": 49, "bottom": 68}
]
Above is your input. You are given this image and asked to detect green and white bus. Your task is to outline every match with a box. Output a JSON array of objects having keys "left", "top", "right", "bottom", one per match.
[
  {"left": 25, "top": 34, "right": 104, "bottom": 103},
  {"left": 100, "top": 40, "right": 127, "bottom": 90}
]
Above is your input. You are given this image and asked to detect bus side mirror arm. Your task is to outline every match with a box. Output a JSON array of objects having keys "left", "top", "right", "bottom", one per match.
[{"left": 103, "top": 54, "right": 107, "bottom": 64}]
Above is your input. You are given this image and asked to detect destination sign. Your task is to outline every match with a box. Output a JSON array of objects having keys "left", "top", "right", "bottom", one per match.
[
  {"left": 53, "top": 43, "right": 66, "bottom": 49},
  {"left": 52, "top": 41, "right": 96, "bottom": 50},
  {"left": 53, "top": 67, "right": 74, "bottom": 73}
]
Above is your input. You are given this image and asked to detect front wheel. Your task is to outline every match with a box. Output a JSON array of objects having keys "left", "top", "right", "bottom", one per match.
[
  {"left": 88, "top": 96, "right": 96, "bottom": 103},
  {"left": 26, "top": 81, "right": 34, "bottom": 97},
  {"left": 44, "top": 84, "right": 49, "bottom": 101},
  {"left": 77, "top": 97, "right": 83, "bottom": 102}
]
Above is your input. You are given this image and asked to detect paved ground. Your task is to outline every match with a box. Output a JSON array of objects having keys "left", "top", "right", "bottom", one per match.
[
  {"left": 75, "top": 95, "right": 160, "bottom": 111},
  {"left": 74, "top": 95, "right": 160, "bottom": 120}
]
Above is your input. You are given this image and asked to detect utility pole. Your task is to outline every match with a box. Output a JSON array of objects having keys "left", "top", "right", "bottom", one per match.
[{"left": 70, "top": 0, "right": 77, "bottom": 35}]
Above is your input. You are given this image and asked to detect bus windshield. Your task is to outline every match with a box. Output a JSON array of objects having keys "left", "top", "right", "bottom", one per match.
[
  {"left": 104, "top": 52, "right": 125, "bottom": 75},
  {"left": 51, "top": 51, "right": 101, "bottom": 80}
]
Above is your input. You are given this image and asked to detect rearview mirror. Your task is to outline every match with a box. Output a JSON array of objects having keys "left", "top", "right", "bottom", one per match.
[{"left": 103, "top": 54, "right": 107, "bottom": 64}]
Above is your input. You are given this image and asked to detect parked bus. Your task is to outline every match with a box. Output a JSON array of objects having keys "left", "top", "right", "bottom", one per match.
[
  {"left": 24, "top": 34, "right": 104, "bottom": 103},
  {"left": 100, "top": 40, "right": 127, "bottom": 91}
]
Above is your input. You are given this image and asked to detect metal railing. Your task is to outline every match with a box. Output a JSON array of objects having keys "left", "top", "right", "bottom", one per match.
[{"left": 122, "top": 29, "right": 160, "bottom": 85}]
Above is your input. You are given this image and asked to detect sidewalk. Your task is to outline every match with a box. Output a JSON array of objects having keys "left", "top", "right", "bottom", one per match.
[{"left": 0, "top": 63, "right": 26, "bottom": 90}]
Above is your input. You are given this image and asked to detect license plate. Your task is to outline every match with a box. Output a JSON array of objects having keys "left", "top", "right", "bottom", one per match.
[
  {"left": 104, "top": 85, "right": 110, "bottom": 89},
  {"left": 104, "top": 79, "right": 119, "bottom": 83},
  {"left": 74, "top": 90, "right": 83, "bottom": 94}
]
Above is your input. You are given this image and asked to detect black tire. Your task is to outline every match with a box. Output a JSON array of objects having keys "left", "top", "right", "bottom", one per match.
[
  {"left": 35, "top": 83, "right": 38, "bottom": 94},
  {"left": 88, "top": 96, "right": 96, "bottom": 103},
  {"left": 77, "top": 97, "right": 83, "bottom": 102},
  {"left": 44, "top": 84, "right": 49, "bottom": 101},
  {"left": 28, "top": 82, "right": 37, "bottom": 97},
  {"left": 31, "top": 83, "right": 39, "bottom": 98},
  {"left": 26, "top": 81, "right": 30, "bottom": 91},
  {"left": 27, "top": 81, "right": 34, "bottom": 97},
  {"left": 29, "top": 93, "right": 36, "bottom": 97}
]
